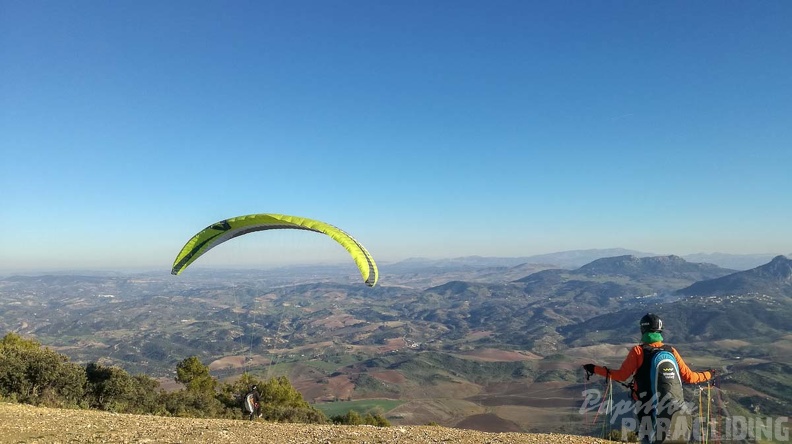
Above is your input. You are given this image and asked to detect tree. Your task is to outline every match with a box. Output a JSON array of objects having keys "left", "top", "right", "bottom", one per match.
[
  {"left": 162, "top": 388, "right": 227, "bottom": 418},
  {"left": 332, "top": 410, "right": 391, "bottom": 426},
  {"left": 255, "top": 376, "right": 326, "bottom": 423},
  {"left": 364, "top": 412, "right": 391, "bottom": 427},
  {"left": 175, "top": 356, "right": 216, "bottom": 394},
  {"left": 340, "top": 410, "right": 363, "bottom": 425},
  {"left": 169, "top": 356, "right": 226, "bottom": 418},
  {"left": 259, "top": 375, "right": 312, "bottom": 408},
  {"left": 130, "top": 374, "right": 166, "bottom": 415},
  {"left": 85, "top": 363, "right": 136, "bottom": 411},
  {"left": 0, "top": 332, "right": 41, "bottom": 350},
  {"left": 0, "top": 333, "right": 85, "bottom": 406}
]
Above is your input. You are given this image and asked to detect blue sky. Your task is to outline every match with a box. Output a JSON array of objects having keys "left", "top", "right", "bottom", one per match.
[{"left": 2, "top": 1, "right": 791, "bottom": 272}]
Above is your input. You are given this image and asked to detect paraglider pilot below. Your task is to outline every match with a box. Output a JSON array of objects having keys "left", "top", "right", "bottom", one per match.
[
  {"left": 244, "top": 385, "right": 261, "bottom": 421},
  {"left": 582, "top": 313, "right": 718, "bottom": 444}
]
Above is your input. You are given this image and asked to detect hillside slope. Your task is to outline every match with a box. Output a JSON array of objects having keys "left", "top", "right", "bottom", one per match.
[
  {"left": 0, "top": 402, "right": 608, "bottom": 444},
  {"left": 678, "top": 255, "right": 792, "bottom": 297}
]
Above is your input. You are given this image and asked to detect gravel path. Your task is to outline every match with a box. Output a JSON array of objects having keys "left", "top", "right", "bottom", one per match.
[{"left": 0, "top": 402, "right": 610, "bottom": 444}]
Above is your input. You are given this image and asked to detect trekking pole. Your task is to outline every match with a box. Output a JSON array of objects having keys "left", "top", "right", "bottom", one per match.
[{"left": 591, "top": 370, "right": 612, "bottom": 438}]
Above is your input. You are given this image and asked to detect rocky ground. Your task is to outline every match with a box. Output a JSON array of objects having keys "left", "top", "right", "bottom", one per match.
[{"left": 0, "top": 402, "right": 610, "bottom": 444}]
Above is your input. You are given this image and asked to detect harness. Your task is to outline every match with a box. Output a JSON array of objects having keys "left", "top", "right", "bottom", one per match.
[{"left": 634, "top": 344, "right": 675, "bottom": 403}]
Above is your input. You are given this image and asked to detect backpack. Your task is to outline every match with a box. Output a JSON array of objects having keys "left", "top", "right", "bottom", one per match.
[
  {"left": 243, "top": 392, "right": 256, "bottom": 413},
  {"left": 634, "top": 345, "right": 691, "bottom": 443}
]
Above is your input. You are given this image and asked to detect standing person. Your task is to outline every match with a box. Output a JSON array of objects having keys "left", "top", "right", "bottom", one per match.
[
  {"left": 582, "top": 313, "right": 717, "bottom": 444},
  {"left": 243, "top": 385, "right": 261, "bottom": 421}
]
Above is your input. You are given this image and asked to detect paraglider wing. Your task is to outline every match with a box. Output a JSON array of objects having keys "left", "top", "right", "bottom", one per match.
[{"left": 171, "top": 214, "right": 378, "bottom": 287}]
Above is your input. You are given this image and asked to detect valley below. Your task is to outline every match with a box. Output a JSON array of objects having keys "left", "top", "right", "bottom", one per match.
[{"left": 2, "top": 253, "right": 791, "bottom": 437}]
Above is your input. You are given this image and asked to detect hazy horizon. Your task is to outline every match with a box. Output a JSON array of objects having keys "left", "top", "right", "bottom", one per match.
[{"left": 2, "top": 247, "right": 788, "bottom": 275}]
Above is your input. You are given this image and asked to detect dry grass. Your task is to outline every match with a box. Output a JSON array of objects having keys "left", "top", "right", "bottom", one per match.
[{"left": 0, "top": 402, "right": 612, "bottom": 444}]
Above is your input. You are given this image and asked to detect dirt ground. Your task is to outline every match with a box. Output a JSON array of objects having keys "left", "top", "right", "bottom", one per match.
[{"left": 0, "top": 402, "right": 611, "bottom": 444}]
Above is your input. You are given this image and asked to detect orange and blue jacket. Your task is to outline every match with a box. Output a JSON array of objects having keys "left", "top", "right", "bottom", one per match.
[{"left": 592, "top": 341, "right": 712, "bottom": 399}]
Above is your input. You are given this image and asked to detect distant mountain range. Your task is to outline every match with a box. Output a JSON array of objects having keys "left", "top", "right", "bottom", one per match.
[
  {"left": 678, "top": 252, "right": 790, "bottom": 271},
  {"left": 575, "top": 254, "right": 732, "bottom": 279},
  {"left": 385, "top": 249, "right": 790, "bottom": 272},
  {"left": 510, "top": 255, "right": 735, "bottom": 317},
  {"left": 385, "top": 249, "right": 649, "bottom": 272}
]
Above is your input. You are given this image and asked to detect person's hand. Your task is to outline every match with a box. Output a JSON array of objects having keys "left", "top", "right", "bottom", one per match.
[
  {"left": 583, "top": 364, "right": 596, "bottom": 374},
  {"left": 707, "top": 368, "right": 720, "bottom": 379}
]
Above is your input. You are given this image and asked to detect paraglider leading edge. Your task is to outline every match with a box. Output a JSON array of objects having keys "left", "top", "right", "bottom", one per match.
[{"left": 170, "top": 213, "right": 378, "bottom": 287}]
